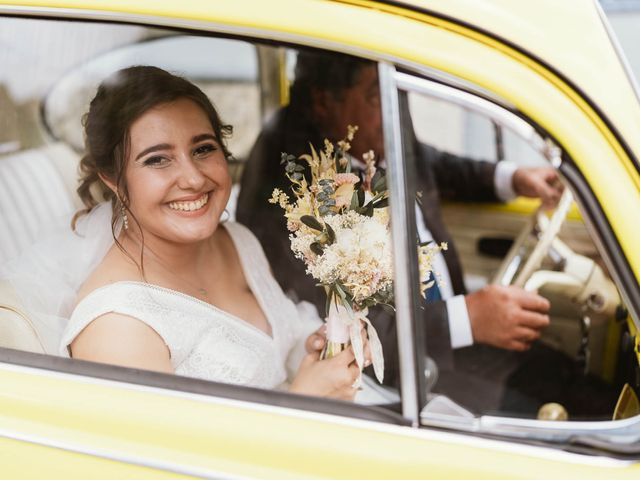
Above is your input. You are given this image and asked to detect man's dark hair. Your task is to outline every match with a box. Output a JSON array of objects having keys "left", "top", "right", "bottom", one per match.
[{"left": 289, "top": 50, "right": 374, "bottom": 111}]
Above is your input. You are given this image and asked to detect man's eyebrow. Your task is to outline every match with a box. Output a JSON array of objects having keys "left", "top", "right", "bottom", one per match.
[{"left": 135, "top": 143, "right": 172, "bottom": 161}]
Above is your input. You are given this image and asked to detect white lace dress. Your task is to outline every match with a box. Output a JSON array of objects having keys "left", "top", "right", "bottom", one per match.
[{"left": 59, "top": 222, "right": 322, "bottom": 389}]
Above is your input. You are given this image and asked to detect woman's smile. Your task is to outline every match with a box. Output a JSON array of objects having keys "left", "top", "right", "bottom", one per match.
[{"left": 167, "top": 192, "right": 210, "bottom": 212}]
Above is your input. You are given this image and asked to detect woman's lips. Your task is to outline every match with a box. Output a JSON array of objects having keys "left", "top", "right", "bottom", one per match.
[{"left": 167, "top": 192, "right": 209, "bottom": 212}]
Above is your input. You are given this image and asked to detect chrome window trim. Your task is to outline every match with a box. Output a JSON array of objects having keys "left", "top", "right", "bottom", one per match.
[
  {"left": 593, "top": 0, "right": 640, "bottom": 111},
  {"left": 395, "top": 72, "right": 543, "bottom": 147},
  {"left": 0, "top": 361, "right": 634, "bottom": 467},
  {"left": 379, "top": 62, "right": 424, "bottom": 426},
  {"left": 422, "top": 402, "right": 640, "bottom": 448}
]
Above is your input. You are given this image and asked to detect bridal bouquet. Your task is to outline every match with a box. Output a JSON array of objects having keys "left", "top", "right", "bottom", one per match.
[{"left": 270, "top": 126, "right": 445, "bottom": 384}]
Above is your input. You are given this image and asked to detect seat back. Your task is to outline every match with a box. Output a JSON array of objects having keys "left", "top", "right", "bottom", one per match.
[
  {"left": 0, "top": 142, "right": 80, "bottom": 353},
  {"left": 0, "top": 280, "right": 46, "bottom": 353}
]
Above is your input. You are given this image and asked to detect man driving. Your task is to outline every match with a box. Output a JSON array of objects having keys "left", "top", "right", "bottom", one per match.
[{"left": 237, "top": 50, "right": 565, "bottom": 412}]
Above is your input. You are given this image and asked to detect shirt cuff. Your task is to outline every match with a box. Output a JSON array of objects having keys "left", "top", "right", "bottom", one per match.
[
  {"left": 446, "top": 295, "right": 474, "bottom": 348},
  {"left": 493, "top": 161, "right": 518, "bottom": 202}
]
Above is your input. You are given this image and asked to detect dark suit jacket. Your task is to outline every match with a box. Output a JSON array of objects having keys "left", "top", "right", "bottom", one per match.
[{"left": 236, "top": 105, "right": 501, "bottom": 389}]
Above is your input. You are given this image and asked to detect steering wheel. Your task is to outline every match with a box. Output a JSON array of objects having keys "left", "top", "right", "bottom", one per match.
[{"left": 491, "top": 189, "right": 574, "bottom": 288}]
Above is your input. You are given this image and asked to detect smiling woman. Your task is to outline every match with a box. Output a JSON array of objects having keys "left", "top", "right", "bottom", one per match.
[{"left": 9, "top": 65, "right": 369, "bottom": 401}]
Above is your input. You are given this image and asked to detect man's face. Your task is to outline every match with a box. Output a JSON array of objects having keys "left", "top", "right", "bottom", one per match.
[{"left": 320, "top": 65, "right": 384, "bottom": 161}]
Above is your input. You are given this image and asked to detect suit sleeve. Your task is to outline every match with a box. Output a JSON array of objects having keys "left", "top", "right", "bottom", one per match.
[{"left": 416, "top": 142, "right": 499, "bottom": 203}]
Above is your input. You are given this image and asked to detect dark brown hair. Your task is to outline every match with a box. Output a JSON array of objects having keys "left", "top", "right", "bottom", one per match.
[
  {"left": 74, "top": 65, "right": 233, "bottom": 266},
  {"left": 290, "top": 50, "right": 373, "bottom": 114}
]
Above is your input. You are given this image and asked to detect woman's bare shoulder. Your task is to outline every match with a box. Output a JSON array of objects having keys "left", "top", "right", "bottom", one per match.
[
  {"left": 70, "top": 312, "right": 173, "bottom": 373},
  {"left": 76, "top": 245, "right": 141, "bottom": 304}
]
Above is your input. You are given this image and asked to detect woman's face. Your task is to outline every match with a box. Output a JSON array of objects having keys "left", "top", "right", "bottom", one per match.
[{"left": 123, "top": 98, "right": 231, "bottom": 246}]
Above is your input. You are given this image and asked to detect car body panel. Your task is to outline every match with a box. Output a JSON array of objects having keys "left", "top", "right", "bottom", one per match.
[
  {"left": 1, "top": 1, "right": 640, "bottom": 477},
  {"left": 0, "top": 362, "right": 637, "bottom": 479}
]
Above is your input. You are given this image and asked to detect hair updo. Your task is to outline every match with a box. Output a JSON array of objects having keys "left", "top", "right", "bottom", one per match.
[{"left": 74, "top": 65, "right": 233, "bottom": 231}]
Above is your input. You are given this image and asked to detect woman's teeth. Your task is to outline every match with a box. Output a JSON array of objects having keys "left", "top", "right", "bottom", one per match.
[{"left": 168, "top": 194, "right": 209, "bottom": 212}]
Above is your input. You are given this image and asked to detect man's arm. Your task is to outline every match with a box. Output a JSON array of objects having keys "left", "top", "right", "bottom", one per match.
[{"left": 416, "top": 142, "right": 499, "bottom": 202}]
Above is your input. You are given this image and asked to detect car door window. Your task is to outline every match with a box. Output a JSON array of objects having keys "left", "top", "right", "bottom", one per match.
[
  {"left": 396, "top": 71, "right": 640, "bottom": 444},
  {"left": 0, "top": 15, "right": 406, "bottom": 423}
]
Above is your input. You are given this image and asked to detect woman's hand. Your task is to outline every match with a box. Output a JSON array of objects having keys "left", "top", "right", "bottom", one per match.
[
  {"left": 289, "top": 347, "right": 361, "bottom": 400},
  {"left": 291, "top": 323, "right": 373, "bottom": 400},
  {"left": 305, "top": 322, "right": 372, "bottom": 364},
  {"left": 305, "top": 325, "right": 327, "bottom": 354}
]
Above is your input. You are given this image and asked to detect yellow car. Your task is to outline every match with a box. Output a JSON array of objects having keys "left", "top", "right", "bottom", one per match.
[{"left": 0, "top": 0, "right": 639, "bottom": 478}]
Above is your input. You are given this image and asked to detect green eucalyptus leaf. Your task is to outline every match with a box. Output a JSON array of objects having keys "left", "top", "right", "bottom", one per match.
[
  {"left": 318, "top": 206, "right": 331, "bottom": 216},
  {"left": 373, "top": 198, "right": 389, "bottom": 209},
  {"left": 325, "top": 223, "right": 336, "bottom": 243},
  {"left": 300, "top": 215, "right": 323, "bottom": 231},
  {"left": 350, "top": 190, "right": 360, "bottom": 210},
  {"left": 373, "top": 173, "right": 386, "bottom": 193},
  {"left": 310, "top": 242, "right": 324, "bottom": 256},
  {"left": 325, "top": 289, "right": 333, "bottom": 318},
  {"left": 359, "top": 202, "right": 374, "bottom": 217}
]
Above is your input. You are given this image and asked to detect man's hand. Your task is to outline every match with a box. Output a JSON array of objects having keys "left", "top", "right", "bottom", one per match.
[
  {"left": 512, "top": 166, "right": 563, "bottom": 209},
  {"left": 465, "top": 285, "right": 550, "bottom": 351}
]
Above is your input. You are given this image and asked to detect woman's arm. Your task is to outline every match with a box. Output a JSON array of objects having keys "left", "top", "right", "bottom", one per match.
[{"left": 70, "top": 313, "right": 173, "bottom": 374}]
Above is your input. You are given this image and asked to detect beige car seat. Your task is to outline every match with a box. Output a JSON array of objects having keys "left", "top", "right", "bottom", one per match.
[
  {"left": 0, "top": 142, "right": 80, "bottom": 353},
  {"left": 0, "top": 280, "right": 46, "bottom": 353}
]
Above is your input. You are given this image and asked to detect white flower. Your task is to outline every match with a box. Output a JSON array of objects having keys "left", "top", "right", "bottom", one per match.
[{"left": 289, "top": 211, "right": 393, "bottom": 304}]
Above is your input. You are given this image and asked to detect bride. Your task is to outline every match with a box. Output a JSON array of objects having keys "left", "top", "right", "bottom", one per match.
[{"left": 55, "top": 65, "right": 369, "bottom": 400}]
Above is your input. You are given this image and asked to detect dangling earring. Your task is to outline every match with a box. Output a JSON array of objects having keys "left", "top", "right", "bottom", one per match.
[
  {"left": 121, "top": 203, "right": 129, "bottom": 230},
  {"left": 220, "top": 208, "right": 230, "bottom": 224}
]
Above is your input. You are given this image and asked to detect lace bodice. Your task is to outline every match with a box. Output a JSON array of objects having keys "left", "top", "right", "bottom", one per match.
[{"left": 60, "top": 222, "right": 321, "bottom": 389}]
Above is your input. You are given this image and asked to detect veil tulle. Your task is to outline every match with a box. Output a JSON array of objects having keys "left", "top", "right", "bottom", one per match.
[{"left": 0, "top": 202, "right": 118, "bottom": 354}]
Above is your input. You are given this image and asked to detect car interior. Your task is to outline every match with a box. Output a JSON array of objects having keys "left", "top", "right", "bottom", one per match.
[{"left": 0, "top": 16, "right": 639, "bottom": 448}]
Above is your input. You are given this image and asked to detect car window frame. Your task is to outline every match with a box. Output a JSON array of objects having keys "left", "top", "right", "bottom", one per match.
[
  {"left": 394, "top": 68, "right": 640, "bottom": 454},
  {"left": 0, "top": 11, "right": 413, "bottom": 429}
]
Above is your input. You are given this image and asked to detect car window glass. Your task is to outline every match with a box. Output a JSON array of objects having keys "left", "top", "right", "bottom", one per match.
[
  {"left": 403, "top": 82, "right": 635, "bottom": 425},
  {"left": 409, "top": 92, "right": 548, "bottom": 168},
  {"left": 0, "top": 17, "right": 403, "bottom": 415}
]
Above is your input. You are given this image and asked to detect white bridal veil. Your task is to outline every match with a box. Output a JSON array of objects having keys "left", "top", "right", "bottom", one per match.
[{"left": 0, "top": 202, "right": 118, "bottom": 353}]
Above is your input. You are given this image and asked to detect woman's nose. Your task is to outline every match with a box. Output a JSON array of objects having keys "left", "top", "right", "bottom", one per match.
[{"left": 176, "top": 156, "right": 206, "bottom": 190}]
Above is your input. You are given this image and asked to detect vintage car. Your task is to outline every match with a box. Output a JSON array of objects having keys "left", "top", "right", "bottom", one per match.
[{"left": 0, "top": 0, "right": 639, "bottom": 478}]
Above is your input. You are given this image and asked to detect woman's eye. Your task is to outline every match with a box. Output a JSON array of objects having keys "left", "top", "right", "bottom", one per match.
[
  {"left": 193, "top": 143, "right": 217, "bottom": 157},
  {"left": 143, "top": 156, "right": 169, "bottom": 167}
]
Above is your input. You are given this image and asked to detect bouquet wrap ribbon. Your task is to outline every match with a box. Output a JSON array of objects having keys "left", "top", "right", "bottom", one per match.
[{"left": 326, "top": 304, "right": 384, "bottom": 385}]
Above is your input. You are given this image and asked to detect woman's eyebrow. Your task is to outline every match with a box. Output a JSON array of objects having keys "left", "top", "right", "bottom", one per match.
[
  {"left": 135, "top": 143, "right": 172, "bottom": 161},
  {"left": 192, "top": 133, "right": 218, "bottom": 144}
]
